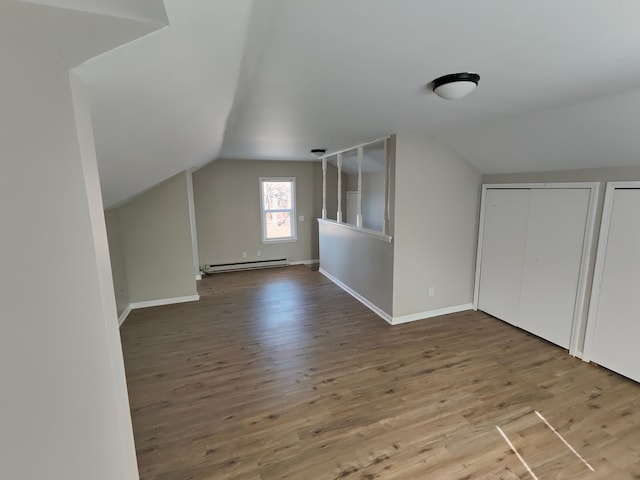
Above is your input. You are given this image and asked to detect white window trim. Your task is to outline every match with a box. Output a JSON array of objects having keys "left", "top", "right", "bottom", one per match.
[{"left": 259, "top": 177, "right": 297, "bottom": 243}]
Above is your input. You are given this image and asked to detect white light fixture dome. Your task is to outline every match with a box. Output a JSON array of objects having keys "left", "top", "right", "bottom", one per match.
[{"left": 432, "top": 72, "right": 480, "bottom": 100}]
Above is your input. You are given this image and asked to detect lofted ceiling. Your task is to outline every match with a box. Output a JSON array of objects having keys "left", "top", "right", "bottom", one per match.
[{"left": 16, "top": 1, "right": 640, "bottom": 206}]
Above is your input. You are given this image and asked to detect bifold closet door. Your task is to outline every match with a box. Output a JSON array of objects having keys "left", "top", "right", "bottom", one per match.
[
  {"left": 518, "top": 189, "right": 590, "bottom": 348},
  {"left": 477, "top": 189, "right": 530, "bottom": 325},
  {"left": 589, "top": 189, "right": 640, "bottom": 382}
]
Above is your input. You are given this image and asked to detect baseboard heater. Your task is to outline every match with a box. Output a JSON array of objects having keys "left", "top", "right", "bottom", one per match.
[{"left": 204, "top": 258, "right": 288, "bottom": 273}]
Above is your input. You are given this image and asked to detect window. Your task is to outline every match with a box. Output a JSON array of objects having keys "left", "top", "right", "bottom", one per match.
[{"left": 259, "top": 177, "right": 297, "bottom": 242}]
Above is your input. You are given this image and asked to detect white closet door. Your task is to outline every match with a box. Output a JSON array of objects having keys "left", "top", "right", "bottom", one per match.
[
  {"left": 518, "top": 189, "right": 590, "bottom": 348},
  {"left": 478, "top": 189, "right": 530, "bottom": 326},
  {"left": 590, "top": 189, "right": 640, "bottom": 382}
]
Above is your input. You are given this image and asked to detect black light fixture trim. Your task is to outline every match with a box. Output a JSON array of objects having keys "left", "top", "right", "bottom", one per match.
[
  {"left": 431, "top": 72, "right": 480, "bottom": 91},
  {"left": 310, "top": 148, "right": 327, "bottom": 158}
]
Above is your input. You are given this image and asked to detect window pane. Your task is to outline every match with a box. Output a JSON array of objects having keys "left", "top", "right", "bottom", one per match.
[
  {"left": 263, "top": 181, "right": 292, "bottom": 210},
  {"left": 264, "top": 211, "right": 292, "bottom": 239}
]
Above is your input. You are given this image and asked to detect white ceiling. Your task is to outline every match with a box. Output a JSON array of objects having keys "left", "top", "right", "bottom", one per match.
[{"left": 19, "top": 1, "right": 640, "bottom": 206}]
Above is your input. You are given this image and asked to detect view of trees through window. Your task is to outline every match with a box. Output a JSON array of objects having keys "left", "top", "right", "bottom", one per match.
[{"left": 261, "top": 178, "right": 296, "bottom": 241}]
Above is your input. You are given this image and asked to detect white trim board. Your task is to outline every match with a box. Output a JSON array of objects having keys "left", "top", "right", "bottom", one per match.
[
  {"left": 391, "top": 304, "right": 474, "bottom": 325},
  {"left": 317, "top": 218, "right": 393, "bottom": 243},
  {"left": 186, "top": 170, "right": 201, "bottom": 280},
  {"left": 289, "top": 259, "right": 319, "bottom": 266},
  {"left": 473, "top": 182, "right": 600, "bottom": 357},
  {"left": 320, "top": 268, "right": 472, "bottom": 325},
  {"left": 319, "top": 268, "right": 393, "bottom": 323},
  {"left": 118, "top": 295, "right": 200, "bottom": 328},
  {"left": 118, "top": 305, "right": 132, "bottom": 327},
  {"left": 129, "top": 294, "right": 200, "bottom": 310}
]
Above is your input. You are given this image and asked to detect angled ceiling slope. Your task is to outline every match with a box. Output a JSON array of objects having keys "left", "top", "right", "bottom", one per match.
[
  {"left": 17, "top": 0, "right": 168, "bottom": 24},
  {"left": 221, "top": 0, "right": 640, "bottom": 173},
  {"left": 77, "top": 0, "right": 256, "bottom": 208},
  {"left": 31, "top": 0, "right": 640, "bottom": 208},
  {"left": 5, "top": 0, "right": 166, "bottom": 69}
]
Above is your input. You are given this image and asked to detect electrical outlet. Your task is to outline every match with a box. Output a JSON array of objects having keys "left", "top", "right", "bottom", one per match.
[
  {"left": 242, "top": 251, "right": 247, "bottom": 258},
  {"left": 428, "top": 286, "right": 435, "bottom": 297},
  {"left": 257, "top": 250, "right": 261, "bottom": 257}
]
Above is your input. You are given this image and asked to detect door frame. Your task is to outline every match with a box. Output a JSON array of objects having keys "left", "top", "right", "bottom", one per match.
[
  {"left": 473, "top": 182, "right": 600, "bottom": 358},
  {"left": 582, "top": 181, "right": 640, "bottom": 362}
]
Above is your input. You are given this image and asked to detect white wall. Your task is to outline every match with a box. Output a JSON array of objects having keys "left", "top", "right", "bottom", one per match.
[
  {"left": 393, "top": 133, "right": 481, "bottom": 317},
  {"left": 345, "top": 171, "right": 385, "bottom": 231},
  {"left": 0, "top": 4, "right": 139, "bottom": 478},
  {"left": 325, "top": 163, "right": 342, "bottom": 221},
  {"left": 115, "top": 172, "right": 197, "bottom": 304},
  {"left": 482, "top": 165, "right": 640, "bottom": 186},
  {"left": 193, "top": 159, "right": 322, "bottom": 266},
  {"left": 105, "top": 209, "right": 130, "bottom": 316},
  {"left": 362, "top": 171, "right": 385, "bottom": 231},
  {"left": 318, "top": 221, "right": 394, "bottom": 316}
]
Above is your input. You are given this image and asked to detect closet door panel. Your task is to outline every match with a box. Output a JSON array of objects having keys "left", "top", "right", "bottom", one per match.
[
  {"left": 590, "top": 189, "right": 640, "bottom": 382},
  {"left": 478, "top": 189, "right": 530, "bottom": 326},
  {"left": 518, "top": 189, "right": 590, "bottom": 348}
]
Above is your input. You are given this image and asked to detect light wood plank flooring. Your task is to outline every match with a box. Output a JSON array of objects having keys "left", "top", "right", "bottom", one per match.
[{"left": 121, "top": 266, "right": 640, "bottom": 479}]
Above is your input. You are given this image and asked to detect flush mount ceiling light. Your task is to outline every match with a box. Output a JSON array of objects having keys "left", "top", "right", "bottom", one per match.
[
  {"left": 310, "top": 148, "right": 326, "bottom": 158},
  {"left": 431, "top": 72, "right": 480, "bottom": 100}
]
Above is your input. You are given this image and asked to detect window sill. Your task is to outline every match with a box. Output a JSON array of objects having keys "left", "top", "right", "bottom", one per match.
[
  {"left": 261, "top": 237, "right": 298, "bottom": 244},
  {"left": 317, "top": 218, "right": 393, "bottom": 243}
]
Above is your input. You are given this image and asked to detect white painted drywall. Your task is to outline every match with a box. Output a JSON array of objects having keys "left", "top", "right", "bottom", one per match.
[
  {"left": 104, "top": 209, "right": 130, "bottom": 316},
  {"left": 115, "top": 172, "right": 197, "bottom": 303},
  {"left": 325, "top": 163, "right": 342, "bottom": 221},
  {"left": 482, "top": 165, "right": 640, "bottom": 185},
  {"left": 318, "top": 221, "right": 394, "bottom": 316},
  {"left": 346, "top": 171, "right": 384, "bottom": 231},
  {"left": 0, "top": 4, "right": 140, "bottom": 477},
  {"left": 361, "top": 171, "right": 385, "bottom": 231},
  {"left": 186, "top": 170, "right": 201, "bottom": 278},
  {"left": 22, "top": 0, "right": 168, "bottom": 24},
  {"left": 81, "top": 0, "right": 255, "bottom": 208},
  {"left": 392, "top": 133, "right": 481, "bottom": 317},
  {"left": 193, "top": 159, "right": 323, "bottom": 266}
]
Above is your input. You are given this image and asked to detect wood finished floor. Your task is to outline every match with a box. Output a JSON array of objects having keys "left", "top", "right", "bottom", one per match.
[{"left": 121, "top": 266, "right": 640, "bottom": 480}]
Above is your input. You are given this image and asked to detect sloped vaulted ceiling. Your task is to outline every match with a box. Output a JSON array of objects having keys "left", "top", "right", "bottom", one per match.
[
  {"left": 21, "top": 1, "right": 640, "bottom": 207},
  {"left": 7, "top": 0, "right": 166, "bottom": 68},
  {"left": 18, "top": 0, "right": 169, "bottom": 24},
  {"left": 221, "top": 0, "right": 640, "bottom": 170},
  {"left": 75, "top": 0, "right": 255, "bottom": 207}
]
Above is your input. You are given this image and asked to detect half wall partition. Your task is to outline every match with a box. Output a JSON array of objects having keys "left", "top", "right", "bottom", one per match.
[{"left": 318, "top": 135, "right": 396, "bottom": 321}]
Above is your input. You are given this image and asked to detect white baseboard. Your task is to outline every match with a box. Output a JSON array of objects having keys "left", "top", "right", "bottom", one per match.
[
  {"left": 118, "top": 305, "right": 132, "bottom": 327},
  {"left": 391, "top": 303, "right": 474, "bottom": 325},
  {"left": 289, "top": 259, "right": 319, "bottom": 266},
  {"left": 319, "top": 268, "right": 393, "bottom": 324},
  {"left": 319, "top": 268, "right": 473, "bottom": 326},
  {"left": 129, "top": 294, "right": 200, "bottom": 310},
  {"left": 118, "top": 295, "right": 200, "bottom": 328},
  {"left": 195, "top": 274, "right": 202, "bottom": 281}
]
